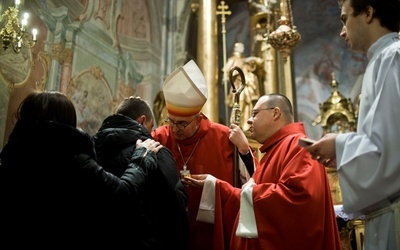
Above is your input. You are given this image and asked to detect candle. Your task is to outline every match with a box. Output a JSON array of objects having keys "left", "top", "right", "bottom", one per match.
[
  {"left": 21, "top": 19, "right": 27, "bottom": 31},
  {"left": 32, "top": 29, "right": 37, "bottom": 41}
]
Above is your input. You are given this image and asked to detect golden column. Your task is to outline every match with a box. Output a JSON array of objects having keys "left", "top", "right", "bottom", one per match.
[
  {"left": 249, "top": 0, "right": 300, "bottom": 118},
  {"left": 250, "top": 7, "right": 279, "bottom": 95},
  {"left": 197, "top": 0, "right": 219, "bottom": 122},
  {"left": 268, "top": 0, "right": 301, "bottom": 112}
]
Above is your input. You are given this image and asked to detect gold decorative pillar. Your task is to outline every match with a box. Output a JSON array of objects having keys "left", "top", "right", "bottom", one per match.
[
  {"left": 279, "top": 57, "right": 297, "bottom": 108},
  {"left": 197, "top": 0, "right": 218, "bottom": 122},
  {"left": 263, "top": 43, "right": 278, "bottom": 95},
  {"left": 250, "top": 7, "right": 278, "bottom": 96},
  {"left": 268, "top": 0, "right": 300, "bottom": 112},
  {"left": 248, "top": 0, "right": 299, "bottom": 113}
]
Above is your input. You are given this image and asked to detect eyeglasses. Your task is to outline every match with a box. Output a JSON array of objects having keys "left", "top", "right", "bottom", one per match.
[
  {"left": 164, "top": 117, "right": 196, "bottom": 131},
  {"left": 251, "top": 107, "right": 275, "bottom": 118}
]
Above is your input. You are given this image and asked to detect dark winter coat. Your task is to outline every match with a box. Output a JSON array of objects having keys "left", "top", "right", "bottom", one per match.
[
  {"left": 94, "top": 114, "right": 189, "bottom": 250},
  {"left": 0, "top": 120, "right": 157, "bottom": 246}
]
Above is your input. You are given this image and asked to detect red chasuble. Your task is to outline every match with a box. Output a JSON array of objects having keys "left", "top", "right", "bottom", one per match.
[
  {"left": 210, "top": 123, "right": 341, "bottom": 250},
  {"left": 152, "top": 113, "right": 242, "bottom": 250}
]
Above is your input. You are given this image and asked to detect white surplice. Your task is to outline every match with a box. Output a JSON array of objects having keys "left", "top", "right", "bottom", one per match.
[{"left": 335, "top": 32, "right": 400, "bottom": 250}]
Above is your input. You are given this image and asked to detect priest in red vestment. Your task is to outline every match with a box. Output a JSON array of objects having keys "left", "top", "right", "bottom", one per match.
[
  {"left": 151, "top": 60, "right": 253, "bottom": 250},
  {"left": 185, "top": 94, "right": 341, "bottom": 250}
]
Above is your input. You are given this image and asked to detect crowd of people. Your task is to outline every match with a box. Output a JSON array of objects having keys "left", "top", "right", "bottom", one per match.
[{"left": 1, "top": 1, "right": 399, "bottom": 249}]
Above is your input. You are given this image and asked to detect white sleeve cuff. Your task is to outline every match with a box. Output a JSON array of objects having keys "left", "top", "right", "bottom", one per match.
[
  {"left": 236, "top": 183, "right": 258, "bottom": 238},
  {"left": 196, "top": 175, "right": 217, "bottom": 224}
]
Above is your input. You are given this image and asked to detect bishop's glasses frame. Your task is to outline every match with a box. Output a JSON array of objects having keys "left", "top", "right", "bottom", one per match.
[
  {"left": 164, "top": 116, "right": 197, "bottom": 131},
  {"left": 251, "top": 107, "right": 276, "bottom": 118}
]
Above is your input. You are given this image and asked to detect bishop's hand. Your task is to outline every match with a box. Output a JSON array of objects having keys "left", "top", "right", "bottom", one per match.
[{"left": 182, "top": 174, "right": 208, "bottom": 188}]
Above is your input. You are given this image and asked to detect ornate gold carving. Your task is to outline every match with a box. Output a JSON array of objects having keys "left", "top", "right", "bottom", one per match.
[
  {"left": 190, "top": 3, "right": 199, "bottom": 13},
  {"left": 50, "top": 42, "right": 73, "bottom": 65},
  {"left": 267, "top": 0, "right": 301, "bottom": 62},
  {"left": 62, "top": 48, "right": 73, "bottom": 65},
  {"left": 268, "top": 22, "right": 300, "bottom": 62},
  {"left": 0, "top": 4, "right": 37, "bottom": 54},
  {"left": 35, "top": 51, "right": 51, "bottom": 91},
  {"left": 89, "top": 66, "right": 105, "bottom": 80},
  {"left": 50, "top": 42, "right": 63, "bottom": 62},
  {"left": 313, "top": 73, "right": 357, "bottom": 133}
]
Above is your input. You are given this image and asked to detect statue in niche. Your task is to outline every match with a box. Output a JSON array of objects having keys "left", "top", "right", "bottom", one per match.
[
  {"left": 225, "top": 47, "right": 261, "bottom": 131},
  {"left": 248, "top": 0, "right": 277, "bottom": 96},
  {"left": 223, "top": 42, "right": 245, "bottom": 81}
]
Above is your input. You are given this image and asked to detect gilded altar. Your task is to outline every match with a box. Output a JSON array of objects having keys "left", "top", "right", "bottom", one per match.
[{"left": 313, "top": 73, "right": 364, "bottom": 250}]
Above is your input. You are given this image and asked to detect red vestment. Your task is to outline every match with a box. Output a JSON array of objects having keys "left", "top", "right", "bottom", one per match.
[
  {"left": 205, "top": 123, "right": 341, "bottom": 250},
  {"left": 152, "top": 113, "right": 243, "bottom": 250}
]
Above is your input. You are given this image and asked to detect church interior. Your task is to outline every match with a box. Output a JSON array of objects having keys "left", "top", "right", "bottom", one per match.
[{"left": 0, "top": 0, "right": 367, "bottom": 248}]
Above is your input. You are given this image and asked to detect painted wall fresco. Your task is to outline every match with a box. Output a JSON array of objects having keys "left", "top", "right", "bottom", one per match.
[
  {"left": 292, "top": 0, "right": 367, "bottom": 139},
  {"left": 67, "top": 67, "right": 114, "bottom": 135}
]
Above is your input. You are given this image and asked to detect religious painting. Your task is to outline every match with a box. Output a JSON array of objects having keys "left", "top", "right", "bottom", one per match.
[
  {"left": 67, "top": 66, "right": 114, "bottom": 135},
  {"left": 0, "top": 46, "right": 33, "bottom": 149},
  {"left": 0, "top": 46, "right": 33, "bottom": 87}
]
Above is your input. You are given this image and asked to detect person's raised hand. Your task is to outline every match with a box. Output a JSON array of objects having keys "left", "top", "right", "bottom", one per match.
[{"left": 229, "top": 123, "right": 249, "bottom": 154}]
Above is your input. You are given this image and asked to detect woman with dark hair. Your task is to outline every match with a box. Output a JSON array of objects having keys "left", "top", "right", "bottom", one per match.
[
  {"left": 0, "top": 91, "right": 163, "bottom": 246},
  {"left": 15, "top": 90, "right": 79, "bottom": 127}
]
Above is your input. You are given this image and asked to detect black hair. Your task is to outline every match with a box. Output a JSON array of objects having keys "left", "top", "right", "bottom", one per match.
[
  {"left": 116, "top": 97, "right": 153, "bottom": 121},
  {"left": 339, "top": 0, "right": 400, "bottom": 32},
  {"left": 17, "top": 91, "right": 77, "bottom": 127}
]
